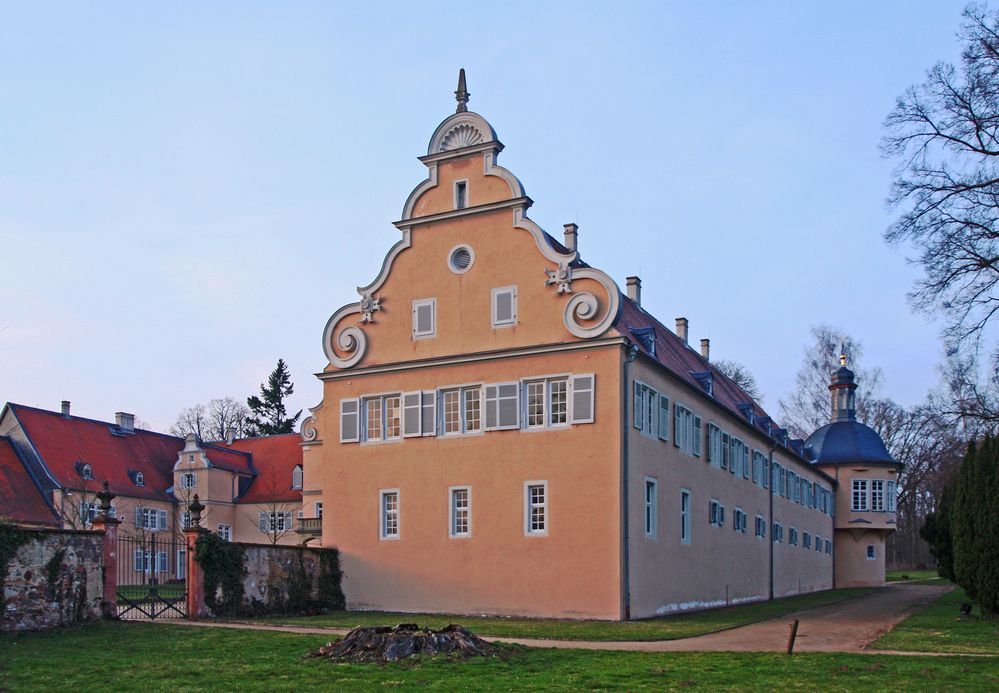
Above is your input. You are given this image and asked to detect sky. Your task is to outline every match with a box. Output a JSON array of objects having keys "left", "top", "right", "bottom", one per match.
[{"left": 0, "top": 1, "right": 971, "bottom": 432}]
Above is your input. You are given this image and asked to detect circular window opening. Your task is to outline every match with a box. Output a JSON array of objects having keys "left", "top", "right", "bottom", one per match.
[{"left": 448, "top": 245, "right": 475, "bottom": 274}]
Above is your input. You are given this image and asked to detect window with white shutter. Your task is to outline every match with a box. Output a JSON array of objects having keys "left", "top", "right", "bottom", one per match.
[
  {"left": 657, "top": 394, "right": 669, "bottom": 441},
  {"left": 403, "top": 392, "right": 422, "bottom": 437},
  {"left": 485, "top": 382, "right": 520, "bottom": 430},
  {"left": 412, "top": 298, "right": 436, "bottom": 339},
  {"left": 491, "top": 286, "right": 518, "bottom": 327},
  {"left": 570, "top": 374, "right": 594, "bottom": 424},
  {"left": 633, "top": 381, "right": 644, "bottom": 430},
  {"left": 421, "top": 391, "right": 437, "bottom": 436},
  {"left": 340, "top": 399, "right": 360, "bottom": 443},
  {"left": 258, "top": 512, "right": 267, "bottom": 532},
  {"left": 692, "top": 416, "right": 702, "bottom": 457}
]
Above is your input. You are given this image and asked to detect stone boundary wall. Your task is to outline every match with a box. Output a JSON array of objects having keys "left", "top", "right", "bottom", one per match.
[
  {"left": 2, "top": 528, "right": 104, "bottom": 633},
  {"left": 239, "top": 542, "right": 336, "bottom": 612}
]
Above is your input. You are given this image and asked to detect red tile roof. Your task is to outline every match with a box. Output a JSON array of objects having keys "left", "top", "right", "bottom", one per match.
[
  {"left": 11, "top": 404, "right": 183, "bottom": 501},
  {"left": 0, "top": 437, "right": 60, "bottom": 526},
  {"left": 214, "top": 435, "right": 302, "bottom": 504}
]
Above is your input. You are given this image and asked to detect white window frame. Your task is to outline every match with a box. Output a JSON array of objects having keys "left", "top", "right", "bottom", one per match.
[
  {"left": 755, "top": 514, "right": 766, "bottom": 538},
  {"left": 709, "top": 499, "right": 725, "bottom": 527},
  {"left": 181, "top": 511, "right": 192, "bottom": 530},
  {"left": 524, "top": 481, "right": 548, "bottom": 537},
  {"left": 340, "top": 398, "right": 360, "bottom": 443},
  {"left": 292, "top": 465, "right": 303, "bottom": 490},
  {"left": 180, "top": 472, "right": 197, "bottom": 489},
  {"left": 449, "top": 486, "right": 471, "bottom": 539},
  {"left": 886, "top": 480, "right": 897, "bottom": 512},
  {"left": 134, "top": 471, "right": 144, "bottom": 486},
  {"left": 453, "top": 178, "right": 469, "bottom": 209},
  {"left": 438, "top": 384, "right": 483, "bottom": 436},
  {"left": 176, "top": 549, "right": 186, "bottom": 579},
  {"left": 315, "top": 502, "right": 323, "bottom": 519},
  {"left": 644, "top": 477, "right": 657, "bottom": 539},
  {"left": 680, "top": 489, "right": 691, "bottom": 544},
  {"left": 851, "top": 478, "right": 869, "bottom": 512},
  {"left": 412, "top": 298, "right": 436, "bottom": 340},
  {"left": 217, "top": 524, "right": 231, "bottom": 541},
  {"left": 870, "top": 479, "right": 885, "bottom": 512},
  {"left": 380, "top": 489, "right": 400, "bottom": 540},
  {"left": 491, "top": 286, "right": 518, "bottom": 328},
  {"left": 523, "top": 376, "right": 570, "bottom": 430}
]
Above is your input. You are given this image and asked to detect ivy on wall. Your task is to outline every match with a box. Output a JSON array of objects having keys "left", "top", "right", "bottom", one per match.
[
  {"left": 0, "top": 522, "right": 34, "bottom": 606},
  {"left": 194, "top": 532, "right": 247, "bottom": 616},
  {"left": 317, "top": 549, "right": 345, "bottom": 610}
]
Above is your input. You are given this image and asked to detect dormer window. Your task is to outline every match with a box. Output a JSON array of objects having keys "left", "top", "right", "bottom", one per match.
[
  {"left": 134, "top": 472, "right": 144, "bottom": 486},
  {"left": 454, "top": 180, "right": 468, "bottom": 209},
  {"left": 81, "top": 463, "right": 93, "bottom": 480},
  {"left": 292, "top": 465, "right": 303, "bottom": 490}
]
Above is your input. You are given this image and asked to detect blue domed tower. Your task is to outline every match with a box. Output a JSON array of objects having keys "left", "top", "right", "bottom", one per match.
[{"left": 804, "top": 353, "right": 900, "bottom": 587}]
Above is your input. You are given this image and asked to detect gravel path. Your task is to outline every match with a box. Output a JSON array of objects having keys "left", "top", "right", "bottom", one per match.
[{"left": 141, "top": 582, "right": 961, "bottom": 655}]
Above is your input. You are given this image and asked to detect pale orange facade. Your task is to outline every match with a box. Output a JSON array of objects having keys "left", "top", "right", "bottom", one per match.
[{"left": 303, "top": 76, "right": 896, "bottom": 619}]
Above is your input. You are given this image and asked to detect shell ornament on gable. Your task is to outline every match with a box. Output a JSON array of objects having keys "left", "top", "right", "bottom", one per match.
[{"left": 439, "top": 122, "right": 483, "bottom": 151}]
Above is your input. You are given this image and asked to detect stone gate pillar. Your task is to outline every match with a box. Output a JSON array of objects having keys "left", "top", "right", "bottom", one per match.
[
  {"left": 90, "top": 481, "right": 121, "bottom": 619},
  {"left": 184, "top": 494, "right": 209, "bottom": 619}
]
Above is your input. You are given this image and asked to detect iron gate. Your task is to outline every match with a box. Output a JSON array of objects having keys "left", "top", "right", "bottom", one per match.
[{"left": 116, "top": 533, "right": 187, "bottom": 619}]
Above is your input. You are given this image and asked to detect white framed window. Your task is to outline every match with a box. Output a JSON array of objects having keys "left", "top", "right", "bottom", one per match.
[
  {"left": 644, "top": 477, "right": 657, "bottom": 538},
  {"left": 340, "top": 399, "right": 360, "bottom": 443},
  {"left": 721, "top": 432, "right": 731, "bottom": 471},
  {"left": 569, "top": 374, "right": 595, "bottom": 424},
  {"left": 439, "top": 386, "right": 482, "bottom": 435},
  {"left": 292, "top": 465, "right": 303, "bottom": 490},
  {"left": 673, "top": 403, "right": 701, "bottom": 455},
  {"left": 176, "top": 550, "right": 187, "bottom": 579},
  {"left": 180, "top": 472, "right": 197, "bottom": 489},
  {"left": 361, "top": 394, "right": 403, "bottom": 442},
  {"left": 134, "top": 471, "right": 144, "bottom": 486},
  {"left": 867, "top": 544, "right": 876, "bottom": 560},
  {"left": 815, "top": 534, "right": 822, "bottom": 552},
  {"left": 680, "top": 489, "right": 691, "bottom": 544},
  {"left": 402, "top": 391, "right": 438, "bottom": 438},
  {"left": 826, "top": 539, "right": 833, "bottom": 554},
  {"left": 454, "top": 179, "right": 468, "bottom": 209},
  {"left": 851, "top": 479, "right": 869, "bottom": 511},
  {"left": 315, "top": 502, "right": 323, "bottom": 519},
  {"left": 484, "top": 382, "right": 521, "bottom": 430},
  {"left": 633, "top": 381, "right": 658, "bottom": 437},
  {"left": 525, "top": 481, "right": 548, "bottom": 536},
  {"left": 385, "top": 396, "right": 401, "bottom": 439},
  {"left": 803, "top": 531, "right": 812, "bottom": 549},
  {"left": 657, "top": 394, "right": 670, "bottom": 441},
  {"left": 525, "top": 377, "right": 569, "bottom": 429},
  {"left": 709, "top": 499, "right": 725, "bottom": 527},
  {"left": 870, "top": 479, "right": 885, "bottom": 512},
  {"left": 181, "top": 511, "right": 192, "bottom": 530},
  {"left": 491, "top": 286, "right": 518, "bottom": 327},
  {"left": 449, "top": 486, "right": 471, "bottom": 538},
  {"left": 733, "top": 507, "right": 747, "bottom": 533},
  {"left": 789, "top": 527, "right": 798, "bottom": 546},
  {"left": 380, "top": 490, "right": 399, "bottom": 540},
  {"left": 412, "top": 298, "right": 436, "bottom": 339},
  {"left": 755, "top": 515, "right": 766, "bottom": 538},
  {"left": 258, "top": 511, "right": 293, "bottom": 533},
  {"left": 773, "top": 522, "right": 783, "bottom": 543},
  {"left": 707, "top": 423, "right": 721, "bottom": 466},
  {"left": 81, "top": 463, "right": 94, "bottom": 480},
  {"left": 135, "top": 507, "right": 167, "bottom": 531},
  {"left": 886, "top": 480, "right": 897, "bottom": 512},
  {"left": 217, "top": 524, "right": 231, "bottom": 541}
]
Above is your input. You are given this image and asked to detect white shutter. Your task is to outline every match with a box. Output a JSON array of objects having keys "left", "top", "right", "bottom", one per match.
[
  {"left": 673, "top": 406, "right": 682, "bottom": 448},
  {"left": 158, "top": 510, "right": 167, "bottom": 530},
  {"left": 285, "top": 512, "right": 294, "bottom": 530},
  {"left": 693, "top": 416, "right": 702, "bottom": 457},
  {"left": 484, "top": 385, "right": 498, "bottom": 430},
  {"left": 258, "top": 512, "right": 267, "bottom": 531},
  {"left": 340, "top": 399, "right": 360, "bottom": 443},
  {"left": 421, "top": 391, "right": 437, "bottom": 436},
  {"left": 496, "top": 383, "right": 520, "bottom": 429},
  {"left": 134, "top": 550, "right": 142, "bottom": 572},
  {"left": 570, "top": 374, "right": 594, "bottom": 424},
  {"left": 158, "top": 552, "right": 167, "bottom": 573},
  {"left": 633, "top": 382, "right": 643, "bottom": 429},
  {"left": 646, "top": 389, "right": 656, "bottom": 436},
  {"left": 491, "top": 287, "right": 517, "bottom": 326},
  {"left": 413, "top": 299, "right": 435, "bottom": 338},
  {"left": 657, "top": 395, "right": 669, "bottom": 441},
  {"left": 403, "top": 392, "right": 422, "bottom": 437}
]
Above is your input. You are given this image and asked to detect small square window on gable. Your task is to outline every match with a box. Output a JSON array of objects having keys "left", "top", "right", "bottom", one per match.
[
  {"left": 454, "top": 180, "right": 468, "bottom": 209},
  {"left": 491, "top": 286, "right": 518, "bottom": 327},
  {"left": 412, "top": 298, "right": 436, "bottom": 339}
]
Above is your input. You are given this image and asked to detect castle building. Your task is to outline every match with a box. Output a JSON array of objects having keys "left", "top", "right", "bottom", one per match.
[{"left": 300, "top": 72, "right": 900, "bottom": 620}]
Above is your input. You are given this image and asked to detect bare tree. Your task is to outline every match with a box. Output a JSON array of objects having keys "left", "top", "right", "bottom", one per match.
[
  {"left": 170, "top": 398, "right": 250, "bottom": 441},
  {"left": 713, "top": 359, "right": 763, "bottom": 402},
  {"left": 778, "top": 325, "right": 883, "bottom": 439},
  {"left": 883, "top": 4, "right": 999, "bottom": 350},
  {"left": 244, "top": 475, "right": 299, "bottom": 544},
  {"left": 55, "top": 472, "right": 101, "bottom": 530}
]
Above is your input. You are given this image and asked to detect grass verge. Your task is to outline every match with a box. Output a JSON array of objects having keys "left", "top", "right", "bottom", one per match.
[
  {"left": 1, "top": 622, "right": 994, "bottom": 692},
  {"left": 886, "top": 569, "right": 945, "bottom": 584},
  {"left": 240, "top": 587, "right": 878, "bottom": 642},
  {"left": 871, "top": 586, "right": 999, "bottom": 655}
]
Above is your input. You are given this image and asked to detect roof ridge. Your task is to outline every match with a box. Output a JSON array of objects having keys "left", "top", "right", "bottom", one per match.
[{"left": 7, "top": 403, "right": 183, "bottom": 443}]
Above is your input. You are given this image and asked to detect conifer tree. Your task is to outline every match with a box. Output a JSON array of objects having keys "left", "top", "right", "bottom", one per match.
[
  {"left": 245, "top": 359, "right": 302, "bottom": 436},
  {"left": 952, "top": 439, "right": 980, "bottom": 601},
  {"left": 920, "top": 481, "right": 955, "bottom": 582}
]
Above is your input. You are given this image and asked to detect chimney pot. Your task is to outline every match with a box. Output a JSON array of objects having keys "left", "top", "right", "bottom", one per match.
[
  {"left": 626, "top": 276, "right": 642, "bottom": 305},
  {"left": 563, "top": 223, "right": 578, "bottom": 253},
  {"left": 676, "top": 317, "right": 689, "bottom": 345},
  {"left": 700, "top": 338, "right": 710, "bottom": 361},
  {"left": 61, "top": 400, "right": 71, "bottom": 417},
  {"left": 115, "top": 411, "right": 135, "bottom": 433}
]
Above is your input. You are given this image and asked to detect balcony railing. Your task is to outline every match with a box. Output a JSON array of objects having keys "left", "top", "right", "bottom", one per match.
[{"left": 297, "top": 517, "right": 322, "bottom": 535}]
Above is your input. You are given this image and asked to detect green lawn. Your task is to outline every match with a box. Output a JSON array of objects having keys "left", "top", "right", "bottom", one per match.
[
  {"left": 241, "top": 588, "right": 878, "bottom": 642},
  {"left": 871, "top": 586, "right": 999, "bottom": 655},
  {"left": 886, "top": 569, "right": 945, "bottom": 584},
  {"left": 1, "top": 622, "right": 994, "bottom": 692}
]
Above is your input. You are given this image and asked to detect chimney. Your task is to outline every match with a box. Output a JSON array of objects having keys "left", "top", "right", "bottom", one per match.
[
  {"left": 675, "top": 317, "right": 689, "bottom": 345},
  {"left": 626, "top": 276, "right": 642, "bottom": 305},
  {"left": 700, "top": 338, "right": 710, "bottom": 361},
  {"left": 61, "top": 400, "right": 71, "bottom": 417},
  {"left": 225, "top": 427, "right": 236, "bottom": 445},
  {"left": 115, "top": 411, "right": 135, "bottom": 433},
  {"left": 563, "top": 223, "right": 578, "bottom": 252}
]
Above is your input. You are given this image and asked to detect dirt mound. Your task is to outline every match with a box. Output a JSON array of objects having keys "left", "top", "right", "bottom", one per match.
[{"left": 309, "top": 623, "right": 499, "bottom": 662}]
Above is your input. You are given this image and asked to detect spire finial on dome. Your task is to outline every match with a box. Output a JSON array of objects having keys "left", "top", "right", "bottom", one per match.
[
  {"left": 455, "top": 68, "right": 469, "bottom": 113},
  {"left": 839, "top": 345, "right": 847, "bottom": 367}
]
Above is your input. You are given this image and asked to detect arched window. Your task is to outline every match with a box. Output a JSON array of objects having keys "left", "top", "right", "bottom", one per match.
[{"left": 292, "top": 466, "right": 303, "bottom": 490}]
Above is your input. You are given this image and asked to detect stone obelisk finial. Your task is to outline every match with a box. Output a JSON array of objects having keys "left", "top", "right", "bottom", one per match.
[{"left": 455, "top": 68, "right": 469, "bottom": 113}]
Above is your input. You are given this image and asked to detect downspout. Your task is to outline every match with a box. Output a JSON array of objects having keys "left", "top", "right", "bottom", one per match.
[
  {"left": 832, "top": 466, "right": 840, "bottom": 588},
  {"left": 621, "top": 340, "right": 639, "bottom": 620},
  {"left": 768, "top": 443, "right": 776, "bottom": 601}
]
